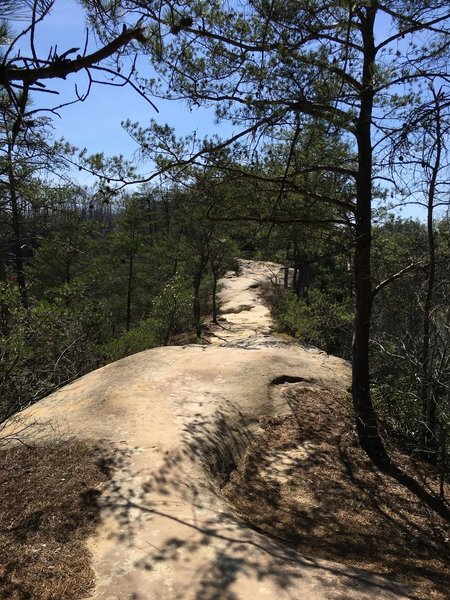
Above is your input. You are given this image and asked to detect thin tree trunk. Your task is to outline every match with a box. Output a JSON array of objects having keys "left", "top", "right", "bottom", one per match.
[
  {"left": 283, "top": 266, "right": 289, "bottom": 289},
  {"left": 65, "top": 228, "right": 73, "bottom": 284},
  {"left": 352, "top": 4, "right": 387, "bottom": 463},
  {"left": 284, "top": 242, "right": 290, "bottom": 288},
  {"left": 294, "top": 267, "right": 301, "bottom": 297},
  {"left": 6, "top": 85, "right": 29, "bottom": 309},
  {"left": 212, "top": 270, "right": 219, "bottom": 324},
  {"left": 0, "top": 249, "right": 9, "bottom": 334},
  {"left": 292, "top": 268, "right": 298, "bottom": 294},
  {"left": 193, "top": 271, "right": 202, "bottom": 338},
  {"left": 421, "top": 90, "right": 441, "bottom": 459},
  {"left": 163, "top": 311, "right": 176, "bottom": 346},
  {"left": 8, "top": 161, "right": 28, "bottom": 309},
  {"left": 126, "top": 252, "right": 134, "bottom": 331},
  {"left": 0, "top": 251, "right": 6, "bottom": 283}
]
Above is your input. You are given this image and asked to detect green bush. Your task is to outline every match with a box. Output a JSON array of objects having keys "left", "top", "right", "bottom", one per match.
[
  {"left": 0, "top": 284, "right": 95, "bottom": 421},
  {"left": 99, "top": 318, "right": 159, "bottom": 363},
  {"left": 274, "top": 288, "right": 353, "bottom": 357},
  {"left": 100, "top": 274, "right": 194, "bottom": 361},
  {"left": 151, "top": 274, "right": 194, "bottom": 344}
]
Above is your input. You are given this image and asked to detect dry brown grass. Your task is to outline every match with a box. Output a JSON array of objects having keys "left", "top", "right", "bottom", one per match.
[
  {"left": 224, "top": 387, "right": 450, "bottom": 600},
  {"left": 0, "top": 441, "right": 113, "bottom": 600}
]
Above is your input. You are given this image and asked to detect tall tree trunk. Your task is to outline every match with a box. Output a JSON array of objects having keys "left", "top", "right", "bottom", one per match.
[
  {"left": 65, "top": 228, "right": 73, "bottom": 284},
  {"left": 292, "top": 268, "right": 298, "bottom": 294},
  {"left": 146, "top": 196, "right": 155, "bottom": 247},
  {"left": 163, "top": 311, "right": 176, "bottom": 346},
  {"left": 6, "top": 85, "right": 30, "bottom": 309},
  {"left": 352, "top": 4, "right": 387, "bottom": 463},
  {"left": 283, "top": 266, "right": 289, "bottom": 289},
  {"left": 421, "top": 90, "right": 441, "bottom": 459}
]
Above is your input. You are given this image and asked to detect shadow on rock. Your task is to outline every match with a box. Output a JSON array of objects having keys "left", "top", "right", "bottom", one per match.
[{"left": 92, "top": 395, "right": 415, "bottom": 600}]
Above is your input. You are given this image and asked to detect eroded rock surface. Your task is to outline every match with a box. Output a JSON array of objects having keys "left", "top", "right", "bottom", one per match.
[{"left": 2, "top": 260, "right": 413, "bottom": 599}]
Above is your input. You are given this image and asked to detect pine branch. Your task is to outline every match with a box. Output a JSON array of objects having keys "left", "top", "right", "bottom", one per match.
[{"left": 0, "top": 24, "right": 146, "bottom": 86}]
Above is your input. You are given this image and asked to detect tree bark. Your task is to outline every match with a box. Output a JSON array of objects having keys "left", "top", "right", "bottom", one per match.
[
  {"left": 420, "top": 91, "right": 441, "bottom": 459},
  {"left": 0, "top": 249, "right": 9, "bottom": 334},
  {"left": 1, "top": 26, "right": 146, "bottom": 86},
  {"left": 352, "top": 3, "right": 387, "bottom": 463}
]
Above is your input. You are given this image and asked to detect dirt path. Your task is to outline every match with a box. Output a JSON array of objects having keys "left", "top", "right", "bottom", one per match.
[{"left": 2, "top": 260, "right": 414, "bottom": 599}]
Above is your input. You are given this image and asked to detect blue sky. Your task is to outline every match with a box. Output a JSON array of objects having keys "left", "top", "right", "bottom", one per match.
[
  {"left": 22, "top": 0, "right": 392, "bottom": 149},
  {"left": 17, "top": 0, "right": 224, "bottom": 172}
]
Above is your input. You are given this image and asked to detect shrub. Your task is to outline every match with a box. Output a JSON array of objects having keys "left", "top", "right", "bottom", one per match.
[
  {"left": 0, "top": 284, "right": 95, "bottom": 421},
  {"left": 273, "top": 288, "right": 353, "bottom": 357}
]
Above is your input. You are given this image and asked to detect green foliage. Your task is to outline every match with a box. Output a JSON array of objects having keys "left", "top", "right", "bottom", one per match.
[
  {"left": 274, "top": 288, "right": 353, "bottom": 357},
  {"left": 99, "top": 317, "right": 159, "bottom": 363},
  {"left": 99, "top": 273, "right": 195, "bottom": 361},
  {"left": 0, "top": 283, "right": 95, "bottom": 421},
  {"left": 30, "top": 212, "right": 102, "bottom": 293},
  {"left": 150, "top": 274, "right": 194, "bottom": 345},
  {"left": 1, "top": 176, "right": 236, "bottom": 421},
  {"left": 370, "top": 217, "right": 450, "bottom": 466}
]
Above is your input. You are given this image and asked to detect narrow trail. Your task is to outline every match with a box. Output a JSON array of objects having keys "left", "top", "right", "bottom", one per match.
[
  {"left": 206, "top": 259, "right": 285, "bottom": 348},
  {"left": 2, "top": 261, "right": 413, "bottom": 599}
]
